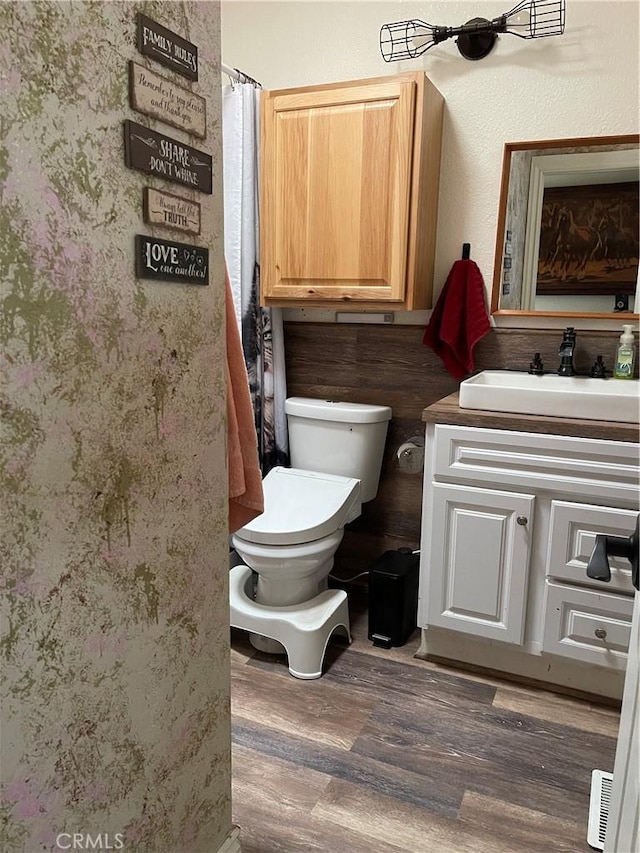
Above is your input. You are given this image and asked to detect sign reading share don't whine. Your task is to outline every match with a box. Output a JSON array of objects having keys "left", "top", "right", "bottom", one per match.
[
  {"left": 135, "top": 235, "right": 209, "bottom": 285},
  {"left": 124, "top": 121, "right": 212, "bottom": 194}
]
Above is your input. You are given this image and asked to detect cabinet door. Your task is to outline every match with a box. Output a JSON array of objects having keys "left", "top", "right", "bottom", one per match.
[
  {"left": 261, "top": 78, "right": 415, "bottom": 304},
  {"left": 424, "top": 484, "right": 535, "bottom": 644}
]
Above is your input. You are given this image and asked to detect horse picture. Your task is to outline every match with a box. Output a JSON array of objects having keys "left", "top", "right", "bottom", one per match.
[{"left": 536, "top": 181, "right": 639, "bottom": 295}]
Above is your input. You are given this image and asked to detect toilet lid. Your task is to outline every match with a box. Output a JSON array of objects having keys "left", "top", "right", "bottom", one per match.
[{"left": 234, "top": 467, "right": 360, "bottom": 546}]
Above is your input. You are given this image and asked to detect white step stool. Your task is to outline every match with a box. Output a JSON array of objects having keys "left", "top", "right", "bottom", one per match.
[{"left": 229, "top": 564, "right": 351, "bottom": 679}]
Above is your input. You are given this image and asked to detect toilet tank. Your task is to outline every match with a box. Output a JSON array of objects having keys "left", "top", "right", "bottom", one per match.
[{"left": 285, "top": 397, "right": 392, "bottom": 503}]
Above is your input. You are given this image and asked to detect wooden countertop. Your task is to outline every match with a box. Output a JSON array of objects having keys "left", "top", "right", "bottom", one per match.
[{"left": 422, "top": 392, "right": 640, "bottom": 443}]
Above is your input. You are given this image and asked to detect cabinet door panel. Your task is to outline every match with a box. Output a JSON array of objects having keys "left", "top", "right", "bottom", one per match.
[
  {"left": 425, "top": 484, "right": 535, "bottom": 644},
  {"left": 546, "top": 501, "right": 638, "bottom": 593},
  {"left": 261, "top": 80, "right": 415, "bottom": 302}
]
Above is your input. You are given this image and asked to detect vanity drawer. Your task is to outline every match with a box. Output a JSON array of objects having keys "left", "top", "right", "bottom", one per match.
[
  {"left": 542, "top": 581, "right": 633, "bottom": 670},
  {"left": 546, "top": 501, "right": 638, "bottom": 593},
  {"left": 431, "top": 424, "right": 639, "bottom": 504}
]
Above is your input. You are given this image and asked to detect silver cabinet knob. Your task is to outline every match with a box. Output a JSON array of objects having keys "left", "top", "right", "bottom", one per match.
[
  {"left": 594, "top": 627, "right": 607, "bottom": 640},
  {"left": 516, "top": 516, "right": 528, "bottom": 526}
]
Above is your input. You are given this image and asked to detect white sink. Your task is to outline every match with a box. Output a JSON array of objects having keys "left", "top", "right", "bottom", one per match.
[{"left": 459, "top": 371, "right": 640, "bottom": 424}]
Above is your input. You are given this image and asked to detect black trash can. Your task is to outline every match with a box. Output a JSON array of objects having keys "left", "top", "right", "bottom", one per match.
[{"left": 368, "top": 548, "right": 419, "bottom": 649}]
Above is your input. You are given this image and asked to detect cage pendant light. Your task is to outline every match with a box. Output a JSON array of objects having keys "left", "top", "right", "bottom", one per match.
[{"left": 380, "top": 0, "right": 566, "bottom": 62}]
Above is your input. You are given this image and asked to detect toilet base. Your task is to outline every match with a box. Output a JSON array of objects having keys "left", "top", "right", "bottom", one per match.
[
  {"left": 249, "top": 633, "right": 285, "bottom": 655},
  {"left": 229, "top": 564, "right": 351, "bottom": 679}
]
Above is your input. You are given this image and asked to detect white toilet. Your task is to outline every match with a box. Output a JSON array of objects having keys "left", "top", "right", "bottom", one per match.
[{"left": 230, "top": 396, "right": 392, "bottom": 679}]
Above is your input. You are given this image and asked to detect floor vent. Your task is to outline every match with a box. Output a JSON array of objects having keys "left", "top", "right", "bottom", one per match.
[{"left": 588, "top": 769, "right": 613, "bottom": 850}]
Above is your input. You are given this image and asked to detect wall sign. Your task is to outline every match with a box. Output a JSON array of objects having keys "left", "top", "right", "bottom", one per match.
[
  {"left": 129, "top": 61, "right": 206, "bottom": 139},
  {"left": 137, "top": 13, "right": 198, "bottom": 81},
  {"left": 135, "top": 235, "right": 209, "bottom": 285},
  {"left": 124, "top": 121, "right": 212, "bottom": 194},
  {"left": 143, "top": 187, "right": 201, "bottom": 236}
]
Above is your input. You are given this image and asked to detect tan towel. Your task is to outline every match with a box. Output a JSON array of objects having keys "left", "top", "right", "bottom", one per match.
[{"left": 226, "top": 269, "right": 264, "bottom": 533}]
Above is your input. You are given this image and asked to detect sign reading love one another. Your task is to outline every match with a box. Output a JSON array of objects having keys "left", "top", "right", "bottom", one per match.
[{"left": 135, "top": 235, "right": 209, "bottom": 285}]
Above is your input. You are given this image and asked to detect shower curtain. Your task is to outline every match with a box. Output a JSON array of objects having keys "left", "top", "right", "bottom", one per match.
[{"left": 223, "top": 80, "right": 289, "bottom": 474}]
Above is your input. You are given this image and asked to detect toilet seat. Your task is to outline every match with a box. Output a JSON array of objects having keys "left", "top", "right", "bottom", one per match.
[{"left": 233, "top": 466, "right": 360, "bottom": 546}]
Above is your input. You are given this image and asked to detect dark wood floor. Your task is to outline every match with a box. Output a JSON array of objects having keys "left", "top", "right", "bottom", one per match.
[{"left": 230, "top": 583, "right": 620, "bottom": 853}]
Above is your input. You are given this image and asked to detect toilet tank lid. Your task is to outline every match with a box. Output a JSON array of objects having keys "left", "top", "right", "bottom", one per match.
[{"left": 285, "top": 397, "right": 392, "bottom": 424}]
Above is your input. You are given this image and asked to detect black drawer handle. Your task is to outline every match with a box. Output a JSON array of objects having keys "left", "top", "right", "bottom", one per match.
[{"left": 587, "top": 515, "right": 639, "bottom": 591}]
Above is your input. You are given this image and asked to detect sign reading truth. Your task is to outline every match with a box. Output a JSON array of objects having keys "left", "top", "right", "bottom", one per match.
[
  {"left": 124, "top": 121, "right": 212, "bottom": 194},
  {"left": 137, "top": 13, "right": 198, "bottom": 81},
  {"left": 135, "top": 235, "right": 209, "bottom": 285},
  {"left": 143, "top": 187, "right": 201, "bottom": 236},
  {"left": 129, "top": 61, "right": 206, "bottom": 139}
]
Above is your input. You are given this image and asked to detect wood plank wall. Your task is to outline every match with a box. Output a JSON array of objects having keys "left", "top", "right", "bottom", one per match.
[{"left": 283, "top": 323, "right": 632, "bottom": 575}]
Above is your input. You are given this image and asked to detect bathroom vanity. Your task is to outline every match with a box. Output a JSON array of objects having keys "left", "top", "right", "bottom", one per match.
[{"left": 418, "top": 393, "right": 639, "bottom": 700}]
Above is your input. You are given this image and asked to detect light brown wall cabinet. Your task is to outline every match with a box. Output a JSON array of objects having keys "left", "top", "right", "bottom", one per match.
[{"left": 260, "top": 73, "right": 444, "bottom": 311}]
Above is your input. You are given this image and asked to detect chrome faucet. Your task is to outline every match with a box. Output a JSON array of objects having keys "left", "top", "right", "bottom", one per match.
[{"left": 558, "top": 327, "right": 577, "bottom": 376}]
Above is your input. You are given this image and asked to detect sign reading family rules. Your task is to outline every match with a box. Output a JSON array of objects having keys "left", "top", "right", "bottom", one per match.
[
  {"left": 124, "top": 121, "right": 212, "bottom": 194},
  {"left": 137, "top": 13, "right": 198, "bottom": 81},
  {"left": 129, "top": 61, "right": 206, "bottom": 139},
  {"left": 135, "top": 235, "right": 209, "bottom": 285}
]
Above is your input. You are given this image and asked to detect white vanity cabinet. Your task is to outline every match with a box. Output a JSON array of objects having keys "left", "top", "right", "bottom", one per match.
[{"left": 418, "top": 407, "right": 639, "bottom": 698}]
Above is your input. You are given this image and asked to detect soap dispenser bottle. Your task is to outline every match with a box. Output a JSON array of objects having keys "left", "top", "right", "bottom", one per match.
[{"left": 613, "top": 325, "right": 636, "bottom": 379}]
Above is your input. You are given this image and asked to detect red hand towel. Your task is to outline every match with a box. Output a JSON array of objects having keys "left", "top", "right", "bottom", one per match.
[{"left": 422, "top": 259, "right": 491, "bottom": 380}]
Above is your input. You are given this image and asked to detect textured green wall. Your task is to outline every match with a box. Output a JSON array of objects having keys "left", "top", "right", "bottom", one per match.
[{"left": 0, "top": 2, "right": 230, "bottom": 850}]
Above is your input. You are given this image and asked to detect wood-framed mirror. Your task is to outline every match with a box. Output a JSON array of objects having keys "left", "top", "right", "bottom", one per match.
[{"left": 491, "top": 134, "right": 639, "bottom": 321}]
